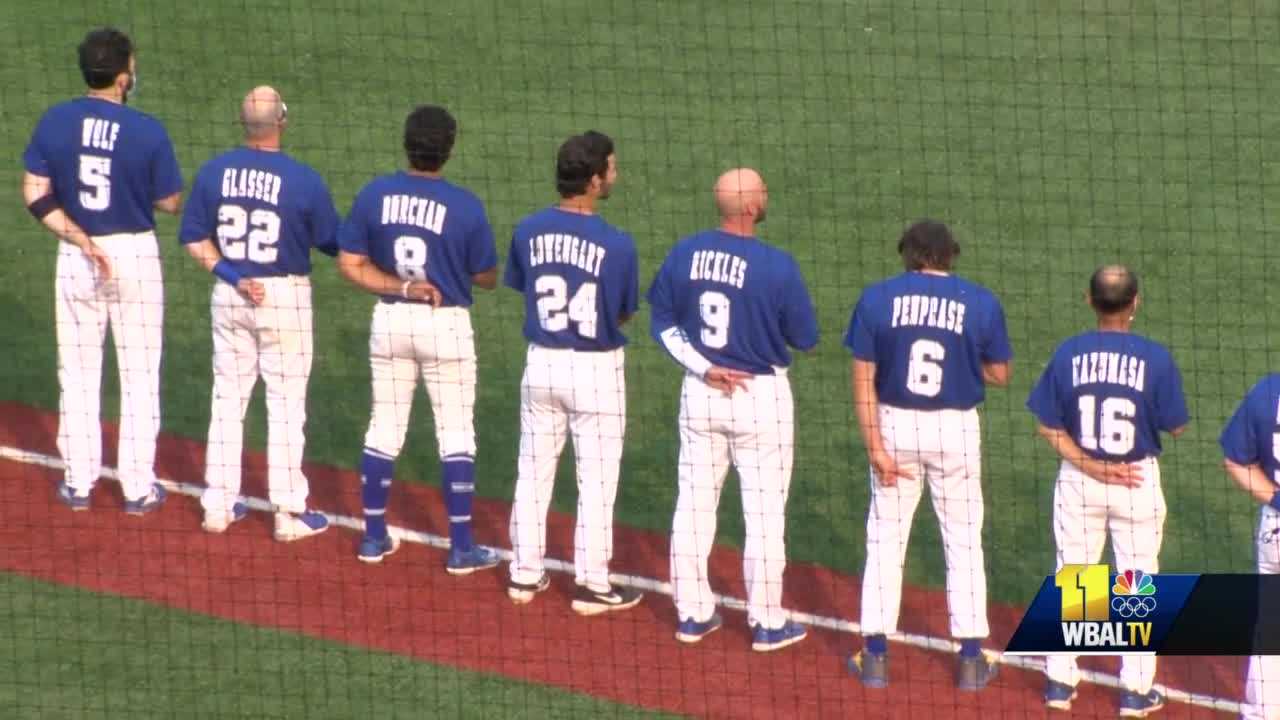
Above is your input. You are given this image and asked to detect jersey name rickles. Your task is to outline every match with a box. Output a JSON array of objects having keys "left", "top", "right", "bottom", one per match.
[
  {"left": 689, "top": 249, "right": 746, "bottom": 288},
  {"left": 380, "top": 194, "right": 447, "bottom": 234},
  {"left": 891, "top": 294, "right": 966, "bottom": 335},
  {"left": 528, "top": 233, "right": 605, "bottom": 277},
  {"left": 1071, "top": 352, "right": 1147, "bottom": 392},
  {"left": 221, "top": 168, "right": 282, "bottom": 205}
]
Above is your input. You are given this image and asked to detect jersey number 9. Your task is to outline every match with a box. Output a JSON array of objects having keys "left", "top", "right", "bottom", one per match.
[
  {"left": 394, "top": 235, "right": 428, "bottom": 281},
  {"left": 78, "top": 155, "right": 112, "bottom": 211},
  {"left": 698, "top": 291, "right": 731, "bottom": 349},
  {"left": 536, "top": 275, "right": 597, "bottom": 339},
  {"left": 217, "top": 205, "right": 281, "bottom": 263},
  {"left": 906, "top": 339, "right": 945, "bottom": 397}
]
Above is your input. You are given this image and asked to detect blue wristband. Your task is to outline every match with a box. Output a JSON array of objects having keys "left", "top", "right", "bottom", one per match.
[
  {"left": 1268, "top": 491, "right": 1280, "bottom": 512},
  {"left": 212, "top": 260, "right": 243, "bottom": 287}
]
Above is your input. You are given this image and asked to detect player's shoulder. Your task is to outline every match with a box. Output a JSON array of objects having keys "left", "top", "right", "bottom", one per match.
[
  {"left": 436, "top": 177, "right": 487, "bottom": 212},
  {"left": 1246, "top": 373, "right": 1280, "bottom": 402}
]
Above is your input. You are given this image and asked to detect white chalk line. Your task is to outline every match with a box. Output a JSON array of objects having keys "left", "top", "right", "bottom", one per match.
[{"left": 0, "top": 444, "right": 1240, "bottom": 715}]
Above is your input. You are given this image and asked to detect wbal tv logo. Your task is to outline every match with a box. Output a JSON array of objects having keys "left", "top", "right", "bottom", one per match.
[{"left": 1056, "top": 565, "right": 1155, "bottom": 649}]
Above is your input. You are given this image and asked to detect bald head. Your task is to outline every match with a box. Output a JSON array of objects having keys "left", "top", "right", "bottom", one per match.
[
  {"left": 1089, "top": 264, "right": 1139, "bottom": 315},
  {"left": 714, "top": 168, "right": 767, "bottom": 221},
  {"left": 241, "top": 86, "right": 286, "bottom": 140}
]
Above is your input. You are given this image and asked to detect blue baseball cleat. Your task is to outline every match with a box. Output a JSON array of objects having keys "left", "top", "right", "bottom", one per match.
[
  {"left": 56, "top": 482, "right": 91, "bottom": 512},
  {"left": 1044, "top": 680, "right": 1078, "bottom": 711},
  {"left": 750, "top": 620, "right": 807, "bottom": 652},
  {"left": 956, "top": 650, "right": 999, "bottom": 691},
  {"left": 357, "top": 534, "right": 400, "bottom": 564},
  {"left": 848, "top": 649, "right": 889, "bottom": 688},
  {"left": 1119, "top": 689, "right": 1165, "bottom": 718},
  {"left": 274, "top": 510, "right": 329, "bottom": 542},
  {"left": 203, "top": 501, "right": 249, "bottom": 533},
  {"left": 123, "top": 484, "right": 167, "bottom": 516},
  {"left": 676, "top": 613, "right": 724, "bottom": 644},
  {"left": 445, "top": 545, "right": 500, "bottom": 575}
]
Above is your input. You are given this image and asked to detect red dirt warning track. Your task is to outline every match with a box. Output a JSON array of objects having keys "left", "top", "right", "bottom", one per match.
[{"left": 0, "top": 402, "right": 1237, "bottom": 718}]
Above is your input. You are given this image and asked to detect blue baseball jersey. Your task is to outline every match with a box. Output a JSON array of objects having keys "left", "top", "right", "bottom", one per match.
[
  {"left": 338, "top": 172, "right": 496, "bottom": 307},
  {"left": 23, "top": 97, "right": 183, "bottom": 236},
  {"left": 647, "top": 229, "right": 819, "bottom": 374},
  {"left": 1027, "top": 331, "right": 1189, "bottom": 462},
  {"left": 845, "top": 272, "right": 1011, "bottom": 410},
  {"left": 178, "top": 147, "right": 339, "bottom": 276},
  {"left": 1220, "top": 375, "right": 1280, "bottom": 482},
  {"left": 504, "top": 207, "right": 639, "bottom": 351}
]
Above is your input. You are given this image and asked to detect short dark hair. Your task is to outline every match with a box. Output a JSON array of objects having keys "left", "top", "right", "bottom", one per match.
[
  {"left": 1089, "top": 265, "right": 1139, "bottom": 314},
  {"left": 898, "top": 219, "right": 960, "bottom": 271},
  {"left": 78, "top": 28, "right": 133, "bottom": 90},
  {"left": 403, "top": 105, "right": 457, "bottom": 172},
  {"left": 556, "top": 133, "right": 609, "bottom": 198}
]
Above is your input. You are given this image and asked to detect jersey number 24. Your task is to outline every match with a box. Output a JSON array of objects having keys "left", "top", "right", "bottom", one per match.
[{"left": 536, "top": 275, "right": 597, "bottom": 338}]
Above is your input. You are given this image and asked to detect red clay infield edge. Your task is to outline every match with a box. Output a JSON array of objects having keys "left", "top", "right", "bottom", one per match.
[{"left": 0, "top": 401, "right": 1238, "bottom": 718}]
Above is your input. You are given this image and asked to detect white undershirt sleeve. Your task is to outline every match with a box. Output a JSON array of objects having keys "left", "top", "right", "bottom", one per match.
[{"left": 658, "top": 326, "right": 712, "bottom": 378}]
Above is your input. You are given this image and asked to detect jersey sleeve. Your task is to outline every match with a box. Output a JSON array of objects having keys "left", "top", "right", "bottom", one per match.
[
  {"left": 621, "top": 238, "right": 640, "bottom": 317},
  {"left": 1026, "top": 354, "right": 1066, "bottom": 429},
  {"left": 502, "top": 230, "right": 525, "bottom": 292},
  {"left": 780, "top": 256, "right": 819, "bottom": 351},
  {"left": 176, "top": 168, "right": 214, "bottom": 245},
  {"left": 467, "top": 203, "right": 499, "bottom": 274},
  {"left": 981, "top": 295, "right": 1013, "bottom": 363},
  {"left": 646, "top": 250, "right": 678, "bottom": 340},
  {"left": 22, "top": 116, "right": 49, "bottom": 176},
  {"left": 309, "top": 176, "right": 341, "bottom": 257},
  {"left": 1220, "top": 389, "right": 1260, "bottom": 466},
  {"left": 150, "top": 126, "right": 184, "bottom": 200},
  {"left": 1154, "top": 354, "right": 1191, "bottom": 432},
  {"left": 843, "top": 292, "right": 876, "bottom": 361},
  {"left": 337, "top": 189, "right": 372, "bottom": 256}
]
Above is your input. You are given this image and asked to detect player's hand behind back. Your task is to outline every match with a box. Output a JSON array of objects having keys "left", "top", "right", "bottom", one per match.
[
  {"left": 81, "top": 241, "right": 113, "bottom": 281},
  {"left": 1084, "top": 458, "right": 1144, "bottom": 488},
  {"left": 405, "top": 280, "right": 443, "bottom": 306},
  {"left": 704, "top": 366, "right": 752, "bottom": 396},
  {"left": 869, "top": 449, "right": 913, "bottom": 487},
  {"left": 237, "top": 278, "right": 266, "bottom": 306}
]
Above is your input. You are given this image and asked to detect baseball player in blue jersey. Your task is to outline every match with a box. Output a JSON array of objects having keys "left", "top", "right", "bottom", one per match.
[
  {"left": 337, "top": 105, "right": 500, "bottom": 573},
  {"left": 1027, "top": 266, "right": 1188, "bottom": 717},
  {"left": 505, "top": 131, "right": 644, "bottom": 614},
  {"left": 179, "top": 86, "right": 339, "bottom": 541},
  {"left": 649, "top": 168, "right": 818, "bottom": 651},
  {"left": 22, "top": 28, "right": 182, "bottom": 515},
  {"left": 846, "top": 221, "right": 1011, "bottom": 690},
  {"left": 1221, "top": 376, "right": 1280, "bottom": 720}
]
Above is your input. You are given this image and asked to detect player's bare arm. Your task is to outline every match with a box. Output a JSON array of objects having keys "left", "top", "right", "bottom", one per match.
[
  {"left": 851, "top": 358, "right": 911, "bottom": 486},
  {"left": 22, "top": 171, "right": 111, "bottom": 279},
  {"left": 183, "top": 238, "right": 265, "bottom": 306},
  {"left": 338, "top": 250, "right": 442, "bottom": 305},
  {"left": 1223, "top": 459, "right": 1274, "bottom": 505},
  {"left": 981, "top": 361, "right": 1010, "bottom": 387},
  {"left": 471, "top": 267, "right": 498, "bottom": 290},
  {"left": 154, "top": 191, "right": 182, "bottom": 215},
  {"left": 1034, "top": 422, "right": 1143, "bottom": 487}
]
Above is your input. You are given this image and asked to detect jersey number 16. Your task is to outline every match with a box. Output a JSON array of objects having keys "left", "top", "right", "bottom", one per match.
[{"left": 1078, "top": 395, "right": 1137, "bottom": 455}]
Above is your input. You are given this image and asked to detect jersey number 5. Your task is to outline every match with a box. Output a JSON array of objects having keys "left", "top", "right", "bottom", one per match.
[
  {"left": 78, "top": 155, "right": 111, "bottom": 211},
  {"left": 906, "top": 339, "right": 945, "bottom": 397},
  {"left": 536, "top": 275, "right": 597, "bottom": 338},
  {"left": 217, "top": 205, "right": 281, "bottom": 263},
  {"left": 1078, "top": 395, "right": 1137, "bottom": 455}
]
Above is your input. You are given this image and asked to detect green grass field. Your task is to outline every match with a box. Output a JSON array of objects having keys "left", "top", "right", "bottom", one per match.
[
  {"left": 0, "top": 573, "right": 666, "bottom": 719},
  {"left": 1, "top": 0, "right": 1276, "bottom": 698}
]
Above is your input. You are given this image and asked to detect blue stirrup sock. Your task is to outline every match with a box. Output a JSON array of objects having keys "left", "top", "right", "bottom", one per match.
[
  {"left": 360, "top": 448, "right": 395, "bottom": 540},
  {"left": 959, "top": 638, "right": 982, "bottom": 658},
  {"left": 441, "top": 454, "right": 476, "bottom": 551},
  {"left": 866, "top": 634, "right": 888, "bottom": 656}
]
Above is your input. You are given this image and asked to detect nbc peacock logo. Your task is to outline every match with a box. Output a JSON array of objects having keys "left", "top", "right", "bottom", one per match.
[{"left": 1111, "top": 569, "right": 1157, "bottom": 619}]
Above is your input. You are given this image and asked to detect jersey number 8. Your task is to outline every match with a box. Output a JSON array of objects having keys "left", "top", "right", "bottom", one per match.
[
  {"left": 217, "top": 205, "right": 281, "bottom": 263},
  {"left": 536, "top": 275, "right": 597, "bottom": 339},
  {"left": 394, "top": 235, "right": 428, "bottom": 281}
]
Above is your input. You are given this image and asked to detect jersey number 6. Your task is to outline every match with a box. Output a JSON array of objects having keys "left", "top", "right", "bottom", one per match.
[{"left": 906, "top": 339, "right": 945, "bottom": 397}]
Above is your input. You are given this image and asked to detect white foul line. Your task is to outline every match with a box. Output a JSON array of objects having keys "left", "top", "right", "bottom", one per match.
[{"left": 0, "top": 444, "right": 1240, "bottom": 715}]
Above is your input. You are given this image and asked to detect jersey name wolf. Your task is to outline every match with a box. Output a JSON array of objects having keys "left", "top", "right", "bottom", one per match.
[
  {"left": 647, "top": 229, "right": 818, "bottom": 374},
  {"left": 1027, "top": 331, "right": 1189, "bottom": 462},
  {"left": 339, "top": 172, "right": 496, "bottom": 307},
  {"left": 23, "top": 97, "right": 182, "bottom": 236},
  {"left": 845, "top": 272, "right": 1011, "bottom": 411},
  {"left": 179, "top": 147, "right": 339, "bottom": 275},
  {"left": 505, "top": 207, "right": 638, "bottom": 351}
]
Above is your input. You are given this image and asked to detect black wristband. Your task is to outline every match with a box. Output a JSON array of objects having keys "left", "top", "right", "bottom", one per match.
[{"left": 26, "top": 194, "right": 59, "bottom": 220}]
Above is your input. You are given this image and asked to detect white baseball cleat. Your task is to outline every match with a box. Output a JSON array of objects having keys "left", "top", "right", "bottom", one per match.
[{"left": 273, "top": 510, "right": 329, "bottom": 542}]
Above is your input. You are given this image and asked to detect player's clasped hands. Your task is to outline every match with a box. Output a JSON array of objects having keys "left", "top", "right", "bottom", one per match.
[
  {"left": 403, "top": 280, "right": 443, "bottom": 306},
  {"left": 703, "top": 366, "right": 752, "bottom": 395},
  {"left": 236, "top": 278, "right": 266, "bottom": 306},
  {"left": 1083, "top": 458, "right": 1144, "bottom": 488}
]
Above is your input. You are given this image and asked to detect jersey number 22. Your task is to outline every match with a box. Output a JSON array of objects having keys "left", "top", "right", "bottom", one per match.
[{"left": 218, "top": 205, "right": 281, "bottom": 263}]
